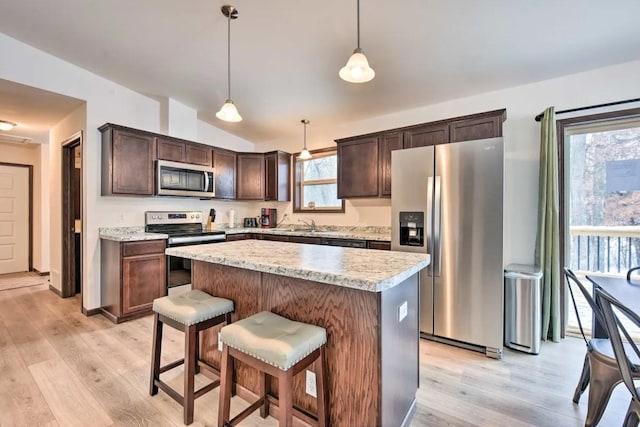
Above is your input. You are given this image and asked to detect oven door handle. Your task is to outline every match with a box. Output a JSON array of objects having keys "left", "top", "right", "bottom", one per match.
[{"left": 168, "top": 234, "right": 226, "bottom": 245}]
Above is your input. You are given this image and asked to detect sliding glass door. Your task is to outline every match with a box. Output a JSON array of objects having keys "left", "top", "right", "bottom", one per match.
[{"left": 560, "top": 111, "right": 640, "bottom": 338}]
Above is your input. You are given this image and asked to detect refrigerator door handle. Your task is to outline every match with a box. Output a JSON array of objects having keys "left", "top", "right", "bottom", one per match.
[
  {"left": 433, "top": 175, "right": 442, "bottom": 277},
  {"left": 426, "top": 177, "right": 434, "bottom": 276}
]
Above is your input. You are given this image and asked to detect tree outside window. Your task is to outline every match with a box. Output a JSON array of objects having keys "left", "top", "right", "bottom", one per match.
[{"left": 293, "top": 148, "right": 345, "bottom": 213}]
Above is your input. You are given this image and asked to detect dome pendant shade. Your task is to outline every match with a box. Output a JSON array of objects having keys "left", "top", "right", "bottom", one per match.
[
  {"left": 216, "top": 99, "right": 242, "bottom": 122},
  {"left": 299, "top": 148, "right": 312, "bottom": 160},
  {"left": 339, "top": 48, "right": 375, "bottom": 83},
  {"left": 299, "top": 119, "right": 312, "bottom": 160}
]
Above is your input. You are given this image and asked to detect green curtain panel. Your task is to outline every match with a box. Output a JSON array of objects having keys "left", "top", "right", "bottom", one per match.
[{"left": 535, "top": 107, "right": 561, "bottom": 342}]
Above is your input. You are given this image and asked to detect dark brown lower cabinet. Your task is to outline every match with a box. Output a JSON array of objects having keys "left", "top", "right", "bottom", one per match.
[
  {"left": 289, "top": 236, "right": 322, "bottom": 245},
  {"left": 225, "top": 233, "right": 251, "bottom": 241},
  {"left": 368, "top": 241, "right": 391, "bottom": 250},
  {"left": 101, "top": 239, "right": 166, "bottom": 323},
  {"left": 260, "top": 234, "right": 291, "bottom": 242}
]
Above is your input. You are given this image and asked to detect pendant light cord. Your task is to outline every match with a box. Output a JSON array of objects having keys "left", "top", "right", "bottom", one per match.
[
  {"left": 356, "top": 0, "right": 360, "bottom": 49},
  {"left": 304, "top": 121, "right": 307, "bottom": 149},
  {"left": 227, "top": 10, "right": 231, "bottom": 100}
]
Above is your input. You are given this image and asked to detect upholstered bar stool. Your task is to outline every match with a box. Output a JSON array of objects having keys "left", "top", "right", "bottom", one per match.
[
  {"left": 218, "top": 311, "right": 328, "bottom": 427},
  {"left": 150, "top": 290, "right": 234, "bottom": 425}
]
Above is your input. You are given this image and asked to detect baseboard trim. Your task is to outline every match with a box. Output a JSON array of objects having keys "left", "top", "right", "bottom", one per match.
[
  {"left": 83, "top": 307, "right": 102, "bottom": 316},
  {"left": 48, "top": 285, "right": 62, "bottom": 297},
  {"left": 33, "top": 268, "right": 50, "bottom": 276}
]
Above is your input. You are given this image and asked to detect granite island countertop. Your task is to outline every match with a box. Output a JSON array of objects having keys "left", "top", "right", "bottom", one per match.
[{"left": 166, "top": 239, "right": 429, "bottom": 292}]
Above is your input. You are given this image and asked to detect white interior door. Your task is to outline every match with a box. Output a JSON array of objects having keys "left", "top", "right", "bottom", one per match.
[{"left": 0, "top": 165, "right": 29, "bottom": 274}]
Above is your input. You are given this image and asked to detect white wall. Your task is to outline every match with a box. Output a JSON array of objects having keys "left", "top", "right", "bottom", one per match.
[{"left": 260, "top": 60, "right": 640, "bottom": 264}]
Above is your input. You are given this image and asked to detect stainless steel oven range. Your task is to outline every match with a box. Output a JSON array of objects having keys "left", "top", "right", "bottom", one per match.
[{"left": 145, "top": 211, "right": 226, "bottom": 290}]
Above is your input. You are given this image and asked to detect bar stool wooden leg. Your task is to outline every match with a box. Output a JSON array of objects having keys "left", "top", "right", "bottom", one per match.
[
  {"left": 149, "top": 313, "right": 163, "bottom": 396},
  {"left": 184, "top": 324, "right": 197, "bottom": 425},
  {"left": 259, "top": 372, "right": 269, "bottom": 418},
  {"left": 218, "top": 345, "right": 233, "bottom": 427},
  {"left": 316, "top": 346, "right": 328, "bottom": 427},
  {"left": 194, "top": 329, "right": 200, "bottom": 375},
  {"left": 225, "top": 312, "right": 237, "bottom": 398},
  {"left": 278, "top": 369, "right": 294, "bottom": 427}
]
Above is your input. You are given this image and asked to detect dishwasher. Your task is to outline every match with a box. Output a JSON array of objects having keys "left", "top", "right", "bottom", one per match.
[{"left": 320, "top": 238, "right": 368, "bottom": 248}]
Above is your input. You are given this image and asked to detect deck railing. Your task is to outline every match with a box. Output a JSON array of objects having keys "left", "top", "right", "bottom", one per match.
[{"left": 570, "top": 225, "right": 640, "bottom": 275}]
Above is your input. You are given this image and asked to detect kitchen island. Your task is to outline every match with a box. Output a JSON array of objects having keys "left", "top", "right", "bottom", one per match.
[{"left": 166, "top": 240, "right": 429, "bottom": 426}]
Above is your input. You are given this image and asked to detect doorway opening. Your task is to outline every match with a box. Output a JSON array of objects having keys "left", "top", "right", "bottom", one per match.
[
  {"left": 61, "top": 134, "right": 82, "bottom": 302},
  {"left": 559, "top": 108, "right": 640, "bottom": 339}
]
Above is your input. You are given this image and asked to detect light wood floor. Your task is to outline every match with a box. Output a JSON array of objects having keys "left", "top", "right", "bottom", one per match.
[{"left": 0, "top": 284, "right": 632, "bottom": 427}]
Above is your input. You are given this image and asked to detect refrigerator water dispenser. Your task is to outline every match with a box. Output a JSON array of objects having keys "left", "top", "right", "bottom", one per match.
[{"left": 399, "top": 211, "right": 424, "bottom": 247}]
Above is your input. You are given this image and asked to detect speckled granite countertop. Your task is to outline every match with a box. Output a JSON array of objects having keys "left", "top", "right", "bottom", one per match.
[
  {"left": 225, "top": 227, "right": 391, "bottom": 242},
  {"left": 99, "top": 226, "right": 168, "bottom": 242},
  {"left": 166, "top": 240, "right": 429, "bottom": 292},
  {"left": 99, "top": 225, "right": 390, "bottom": 242}
]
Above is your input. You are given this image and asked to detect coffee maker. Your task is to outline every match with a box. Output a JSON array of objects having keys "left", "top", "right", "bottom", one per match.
[{"left": 260, "top": 208, "right": 277, "bottom": 228}]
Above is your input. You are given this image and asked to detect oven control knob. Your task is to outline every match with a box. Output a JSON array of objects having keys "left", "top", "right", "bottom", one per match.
[
  {"left": 195, "top": 214, "right": 200, "bottom": 219},
  {"left": 190, "top": 215, "right": 195, "bottom": 219}
]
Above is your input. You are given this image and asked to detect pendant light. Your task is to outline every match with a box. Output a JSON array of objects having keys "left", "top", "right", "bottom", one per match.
[
  {"left": 339, "top": 0, "right": 375, "bottom": 83},
  {"left": 0, "top": 120, "right": 17, "bottom": 131},
  {"left": 299, "top": 119, "right": 312, "bottom": 160},
  {"left": 216, "top": 5, "right": 242, "bottom": 122}
]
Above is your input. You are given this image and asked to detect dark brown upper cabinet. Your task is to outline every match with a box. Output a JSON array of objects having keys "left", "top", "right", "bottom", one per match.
[
  {"left": 337, "top": 136, "right": 380, "bottom": 199},
  {"left": 449, "top": 111, "right": 505, "bottom": 142},
  {"left": 264, "top": 151, "right": 291, "bottom": 202},
  {"left": 403, "top": 123, "right": 449, "bottom": 148},
  {"left": 237, "top": 153, "right": 265, "bottom": 200},
  {"left": 212, "top": 148, "right": 237, "bottom": 200},
  {"left": 100, "top": 124, "right": 156, "bottom": 196},
  {"left": 379, "top": 132, "right": 404, "bottom": 197},
  {"left": 156, "top": 137, "right": 185, "bottom": 162},
  {"left": 185, "top": 142, "right": 212, "bottom": 166},
  {"left": 335, "top": 109, "right": 505, "bottom": 199},
  {"left": 156, "top": 137, "right": 212, "bottom": 166}
]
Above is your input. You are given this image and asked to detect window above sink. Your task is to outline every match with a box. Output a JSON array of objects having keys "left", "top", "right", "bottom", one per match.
[{"left": 293, "top": 147, "right": 345, "bottom": 213}]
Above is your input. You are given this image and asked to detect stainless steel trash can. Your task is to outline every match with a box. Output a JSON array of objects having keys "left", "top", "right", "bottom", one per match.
[{"left": 504, "top": 264, "right": 543, "bottom": 354}]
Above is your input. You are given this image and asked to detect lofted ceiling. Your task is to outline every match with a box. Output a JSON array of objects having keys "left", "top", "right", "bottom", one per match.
[{"left": 1, "top": 0, "right": 640, "bottom": 144}]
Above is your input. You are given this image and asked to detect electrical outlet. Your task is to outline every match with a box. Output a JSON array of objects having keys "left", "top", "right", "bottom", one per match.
[
  {"left": 218, "top": 332, "right": 223, "bottom": 351},
  {"left": 305, "top": 370, "right": 317, "bottom": 398},
  {"left": 398, "top": 301, "right": 408, "bottom": 322}
]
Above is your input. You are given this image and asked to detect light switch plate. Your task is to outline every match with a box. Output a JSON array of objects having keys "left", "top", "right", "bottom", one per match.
[
  {"left": 305, "top": 370, "right": 317, "bottom": 397},
  {"left": 398, "top": 301, "right": 408, "bottom": 322}
]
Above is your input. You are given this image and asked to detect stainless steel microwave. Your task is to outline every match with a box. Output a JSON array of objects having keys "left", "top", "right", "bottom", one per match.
[{"left": 156, "top": 160, "right": 215, "bottom": 198}]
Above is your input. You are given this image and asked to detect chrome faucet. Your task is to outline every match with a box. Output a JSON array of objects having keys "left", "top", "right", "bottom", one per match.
[{"left": 298, "top": 218, "right": 317, "bottom": 231}]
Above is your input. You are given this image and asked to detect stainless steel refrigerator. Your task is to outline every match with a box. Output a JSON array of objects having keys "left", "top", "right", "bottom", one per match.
[{"left": 391, "top": 138, "right": 504, "bottom": 358}]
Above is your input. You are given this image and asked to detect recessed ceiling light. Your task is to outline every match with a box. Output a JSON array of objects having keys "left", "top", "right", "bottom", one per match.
[{"left": 0, "top": 120, "right": 17, "bottom": 131}]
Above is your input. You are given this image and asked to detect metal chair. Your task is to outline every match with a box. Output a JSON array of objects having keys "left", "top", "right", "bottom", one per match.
[
  {"left": 564, "top": 268, "right": 640, "bottom": 426},
  {"left": 596, "top": 288, "right": 640, "bottom": 427}
]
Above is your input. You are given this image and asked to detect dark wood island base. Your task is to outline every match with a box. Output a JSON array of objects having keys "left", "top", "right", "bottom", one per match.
[{"left": 192, "top": 261, "right": 419, "bottom": 427}]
